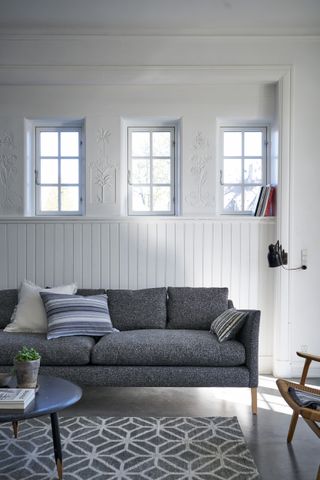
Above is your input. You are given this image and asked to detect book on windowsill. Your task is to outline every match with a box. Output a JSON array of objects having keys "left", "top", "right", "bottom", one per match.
[
  {"left": 0, "top": 388, "right": 35, "bottom": 410},
  {"left": 254, "top": 185, "right": 276, "bottom": 216}
]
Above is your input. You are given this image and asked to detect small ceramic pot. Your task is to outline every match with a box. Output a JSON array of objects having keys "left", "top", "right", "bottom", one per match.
[{"left": 14, "top": 358, "right": 40, "bottom": 389}]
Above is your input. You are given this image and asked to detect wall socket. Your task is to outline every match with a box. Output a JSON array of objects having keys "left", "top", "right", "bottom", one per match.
[
  {"left": 301, "top": 249, "right": 308, "bottom": 267},
  {"left": 300, "top": 344, "right": 308, "bottom": 353}
]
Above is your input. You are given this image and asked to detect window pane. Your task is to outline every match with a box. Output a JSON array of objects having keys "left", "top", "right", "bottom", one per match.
[
  {"left": 153, "top": 186, "right": 171, "bottom": 211},
  {"left": 224, "top": 158, "right": 242, "bottom": 183},
  {"left": 244, "top": 132, "right": 262, "bottom": 156},
  {"left": 132, "top": 186, "right": 150, "bottom": 211},
  {"left": 152, "top": 132, "right": 171, "bottom": 157},
  {"left": 244, "top": 158, "right": 262, "bottom": 183},
  {"left": 131, "top": 132, "right": 150, "bottom": 157},
  {"left": 223, "top": 186, "right": 242, "bottom": 212},
  {"left": 61, "top": 158, "right": 79, "bottom": 184},
  {"left": 244, "top": 186, "right": 261, "bottom": 212},
  {"left": 40, "top": 186, "right": 58, "bottom": 211},
  {"left": 40, "top": 158, "right": 58, "bottom": 184},
  {"left": 40, "top": 132, "right": 58, "bottom": 157},
  {"left": 60, "top": 131, "right": 79, "bottom": 157},
  {"left": 131, "top": 158, "right": 150, "bottom": 184},
  {"left": 61, "top": 186, "right": 79, "bottom": 211},
  {"left": 153, "top": 159, "right": 171, "bottom": 184},
  {"left": 224, "top": 132, "right": 242, "bottom": 156}
]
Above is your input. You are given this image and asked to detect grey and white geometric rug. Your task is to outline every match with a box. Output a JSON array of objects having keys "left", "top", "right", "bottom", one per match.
[{"left": 0, "top": 416, "right": 260, "bottom": 479}]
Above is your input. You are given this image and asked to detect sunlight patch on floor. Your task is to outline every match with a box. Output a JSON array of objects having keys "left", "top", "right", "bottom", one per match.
[{"left": 196, "top": 384, "right": 293, "bottom": 415}]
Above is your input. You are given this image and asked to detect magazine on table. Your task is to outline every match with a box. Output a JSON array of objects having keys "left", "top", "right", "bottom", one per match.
[{"left": 0, "top": 388, "right": 35, "bottom": 410}]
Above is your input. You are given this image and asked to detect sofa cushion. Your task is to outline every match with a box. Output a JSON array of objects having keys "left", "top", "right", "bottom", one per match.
[
  {"left": 167, "top": 287, "right": 229, "bottom": 330},
  {"left": 107, "top": 288, "right": 167, "bottom": 330},
  {"left": 0, "top": 290, "right": 18, "bottom": 329},
  {"left": 40, "top": 292, "right": 115, "bottom": 340},
  {"left": 76, "top": 289, "right": 106, "bottom": 296},
  {"left": 91, "top": 329, "right": 245, "bottom": 367},
  {"left": 0, "top": 330, "right": 95, "bottom": 366}
]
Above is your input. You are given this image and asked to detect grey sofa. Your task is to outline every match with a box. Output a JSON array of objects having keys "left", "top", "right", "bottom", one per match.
[{"left": 0, "top": 287, "right": 260, "bottom": 413}]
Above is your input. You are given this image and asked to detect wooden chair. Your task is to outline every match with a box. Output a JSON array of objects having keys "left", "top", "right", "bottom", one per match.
[{"left": 276, "top": 352, "right": 320, "bottom": 480}]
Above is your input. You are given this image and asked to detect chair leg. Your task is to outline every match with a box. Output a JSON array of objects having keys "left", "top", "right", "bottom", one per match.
[
  {"left": 316, "top": 465, "right": 320, "bottom": 480},
  {"left": 251, "top": 388, "right": 257, "bottom": 415},
  {"left": 287, "top": 412, "right": 299, "bottom": 443}
]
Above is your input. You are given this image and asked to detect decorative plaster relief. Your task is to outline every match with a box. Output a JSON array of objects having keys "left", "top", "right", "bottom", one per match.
[
  {"left": 185, "top": 131, "right": 214, "bottom": 208},
  {"left": 90, "top": 128, "right": 117, "bottom": 204},
  {"left": 0, "top": 132, "right": 22, "bottom": 210}
]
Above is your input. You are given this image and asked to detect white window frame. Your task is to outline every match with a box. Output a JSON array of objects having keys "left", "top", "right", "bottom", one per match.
[
  {"left": 127, "top": 126, "right": 176, "bottom": 216},
  {"left": 35, "top": 126, "right": 84, "bottom": 216},
  {"left": 220, "top": 126, "right": 268, "bottom": 215}
]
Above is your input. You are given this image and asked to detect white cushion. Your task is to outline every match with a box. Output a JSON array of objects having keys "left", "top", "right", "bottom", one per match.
[{"left": 4, "top": 280, "right": 77, "bottom": 333}]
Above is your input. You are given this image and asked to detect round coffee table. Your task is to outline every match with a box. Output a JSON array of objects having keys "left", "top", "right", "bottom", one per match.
[{"left": 0, "top": 375, "right": 82, "bottom": 480}]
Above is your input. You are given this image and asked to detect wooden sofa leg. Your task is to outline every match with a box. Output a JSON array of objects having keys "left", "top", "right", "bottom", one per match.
[{"left": 251, "top": 388, "right": 258, "bottom": 415}]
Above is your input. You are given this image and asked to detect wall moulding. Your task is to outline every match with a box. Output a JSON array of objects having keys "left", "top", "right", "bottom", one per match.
[
  {"left": 0, "top": 65, "right": 291, "bottom": 86},
  {"left": 0, "top": 216, "right": 276, "bottom": 225}
]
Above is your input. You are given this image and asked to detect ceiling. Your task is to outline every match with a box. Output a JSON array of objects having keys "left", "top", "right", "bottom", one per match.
[{"left": 0, "top": 0, "right": 320, "bottom": 36}]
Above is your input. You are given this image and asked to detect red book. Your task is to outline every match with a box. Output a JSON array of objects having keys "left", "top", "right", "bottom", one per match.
[{"left": 264, "top": 186, "right": 275, "bottom": 216}]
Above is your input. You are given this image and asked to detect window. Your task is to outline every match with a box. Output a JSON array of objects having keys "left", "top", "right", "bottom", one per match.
[
  {"left": 35, "top": 127, "right": 83, "bottom": 215},
  {"left": 220, "top": 126, "right": 267, "bottom": 214},
  {"left": 127, "top": 126, "right": 176, "bottom": 215}
]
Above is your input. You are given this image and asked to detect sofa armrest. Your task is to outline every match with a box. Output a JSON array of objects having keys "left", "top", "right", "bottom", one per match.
[{"left": 237, "top": 309, "right": 260, "bottom": 387}]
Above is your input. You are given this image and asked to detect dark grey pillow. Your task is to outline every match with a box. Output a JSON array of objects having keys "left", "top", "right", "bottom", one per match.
[
  {"left": 107, "top": 288, "right": 167, "bottom": 330},
  {"left": 0, "top": 289, "right": 18, "bottom": 329},
  {"left": 210, "top": 308, "right": 247, "bottom": 342},
  {"left": 167, "top": 287, "right": 229, "bottom": 330}
]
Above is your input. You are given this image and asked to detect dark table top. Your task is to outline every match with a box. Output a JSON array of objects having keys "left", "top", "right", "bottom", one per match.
[{"left": 0, "top": 375, "right": 82, "bottom": 422}]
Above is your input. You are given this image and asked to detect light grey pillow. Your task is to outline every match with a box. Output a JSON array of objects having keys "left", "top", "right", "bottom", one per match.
[{"left": 210, "top": 308, "right": 247, "bottom": 343}]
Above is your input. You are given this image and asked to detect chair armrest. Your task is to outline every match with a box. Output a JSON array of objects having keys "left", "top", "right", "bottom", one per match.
[
  {"left": 297, "top": 352, "right": 320, "bottom": 363},
  {"left": 296, "top": 351, "right": 320, "bottom": 384},
  {"left": 237, "top": 310, "right": 261, "bottom": 388}
]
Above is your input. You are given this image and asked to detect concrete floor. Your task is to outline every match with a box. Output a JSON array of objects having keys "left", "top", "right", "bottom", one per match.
[{"left": 63, "top": 376, "right": 320, "bottom": 480}]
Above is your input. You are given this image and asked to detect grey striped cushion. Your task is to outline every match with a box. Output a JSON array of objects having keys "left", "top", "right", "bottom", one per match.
[
  {"left": 210, "top": 308, "right": 247, "bottom": 343},
  {"left": 40, "top": 292, "right": 115, "bottom": 340}
]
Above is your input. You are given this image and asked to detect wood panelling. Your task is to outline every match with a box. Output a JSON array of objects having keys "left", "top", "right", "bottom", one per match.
[{"left": 0, "top": 218, "right": 275, "bottom": 371}]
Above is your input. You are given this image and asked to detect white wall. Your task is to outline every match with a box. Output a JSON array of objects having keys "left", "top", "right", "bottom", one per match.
[
  {"left": 0, "top": 33, "right": 319, "bottom": 376},
  {"left": 0, "top": 83, "right": 275, "bottom": 217}
]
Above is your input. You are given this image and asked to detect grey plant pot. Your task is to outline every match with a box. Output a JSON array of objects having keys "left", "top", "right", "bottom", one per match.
[{"left": 14, "top": 358, "right": 40, "bottom": 389}]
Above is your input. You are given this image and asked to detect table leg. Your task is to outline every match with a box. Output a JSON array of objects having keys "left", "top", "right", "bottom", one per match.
[
  {"left": 50, "top": 412, "right": 63, "bottom": 480},
  {"left": 12, "top": 421, "right": 18, "bottom": 438}
]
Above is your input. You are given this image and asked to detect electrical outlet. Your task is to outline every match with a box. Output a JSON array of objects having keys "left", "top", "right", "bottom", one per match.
[
  {"left": 300, "top": 344, "right": 308, "bottom": 353},
  {"left": 301, "top": 249, "right": 308, "bottom": 267}
]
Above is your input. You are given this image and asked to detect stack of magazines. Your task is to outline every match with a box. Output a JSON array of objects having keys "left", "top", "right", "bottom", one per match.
[{"left": 0, "top": 389, "right": 35, "bottom": 410}]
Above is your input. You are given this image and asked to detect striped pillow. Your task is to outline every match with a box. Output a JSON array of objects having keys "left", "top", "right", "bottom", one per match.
[
  {"left": 40, "top": 292, "right": 115, "bottom": 340},
  {"left": 210, "top": 308, "right": 247, "bottom": 343}
]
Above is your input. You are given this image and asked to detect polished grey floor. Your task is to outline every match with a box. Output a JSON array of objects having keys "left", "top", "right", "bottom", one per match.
[{"left": 63, "top": 376, "right": 319, "bottom": 480}]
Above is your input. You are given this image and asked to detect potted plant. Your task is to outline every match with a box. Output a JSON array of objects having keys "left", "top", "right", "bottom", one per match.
[{"left": 14, "top": 346, "right": 41, "bottom": 388}]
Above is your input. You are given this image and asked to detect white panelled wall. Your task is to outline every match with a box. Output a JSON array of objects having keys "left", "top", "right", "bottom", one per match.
[{"left": 0, "top": 217, "right": 275, "bottom": 373}]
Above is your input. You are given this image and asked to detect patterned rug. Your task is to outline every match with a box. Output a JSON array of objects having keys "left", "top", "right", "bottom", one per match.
[{"left": 0, "top": 416, "right": 259, "bottom": 479}]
